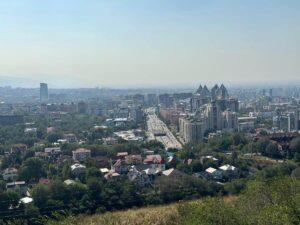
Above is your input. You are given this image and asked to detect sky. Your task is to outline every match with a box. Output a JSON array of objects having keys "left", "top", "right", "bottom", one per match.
[{"left": 0, "top": 0, "right": 299, "bottom": 88}]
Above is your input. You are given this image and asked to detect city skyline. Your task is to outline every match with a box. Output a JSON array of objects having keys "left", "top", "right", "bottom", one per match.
[{"left": 0, "top": 0, "right": 299, "bottom": 87}]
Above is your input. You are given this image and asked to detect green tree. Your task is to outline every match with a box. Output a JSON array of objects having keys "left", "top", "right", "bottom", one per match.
[
  {"left": 0, "top": 190, "right": 20, "bottom": 211},
  {"left": 31, "top": 184, "right": 50, "bottom": 208},
  {"left": 265, "top": 143, "right": 281, "bottom": 159},
  {"left": 290, "top": 137, "right": 300, "bottom": 161},
  {"left": 18, "top": 157, "right": 46, "bottom": 182}
]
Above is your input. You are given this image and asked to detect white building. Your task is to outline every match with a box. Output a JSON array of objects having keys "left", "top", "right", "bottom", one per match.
[{"left": 71, "top": 163, "right": 86, "bottom": 176}]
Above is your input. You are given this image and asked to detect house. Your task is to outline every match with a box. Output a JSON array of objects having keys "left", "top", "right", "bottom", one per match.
[
  {"left": 200, "top": 155, "right": 218, "bottom": 164},
  {"left": 2, "top": 168, "right": 18, "bottom": 181},
  {"left": 204, "top": 167, "right": 223, "bottom": 180},
  {"left": 102, "top": 137, "right": 118, "bottom": 145},
  {"left": 35, "top": 151, "right": 49, "bottom": 160},
  {"left": 46, "top": 127, "right": 55, "bottom": 133},
  {"left": 142, "top": 149, "right": 155, "bottom": 155},
  {"left": 219, "top": 164, "right": 238, "bottom": 178},
  {"left": 144, "top": 155, "right": 163, "bottom": 164},
  {"left": 10, "top": 144, "right": 27, "bottom": 155},
  {"left": 6, "top": 181, "right": 28, "bottom": 196},
  {"left": 39, "top": 178, "right": 50, "bottom": 185},
  {"left": 57, "top": 139, "right": 68, "bottom": 144},
  {"left": 100, "top": 168, "right": 110, "bottom": 174},
  {"left": 111, "top": 159, "right": 130, "bottom": 174},
  {"left": 71, "top": 163, "right": 86, "bottom": 176},
  {"left": 20, "top": 197, "right": 33, "bottom": 204},
  {"left": 24, "top": 128, "right": 37, "bottom": 134},
  {"left": 143, "top": 167, "right": 161, "bottom": 175},
  {"left": 132, "top": 162, "right": 164, "bottom": 173},
  {"left": 162, "top": 168, "right": 185, "bottom": 177},
  {"left": 125, "top": 154, "right": 143, "bottom": 165},
  {"left": 128, "top": 166, "right": 153, "bottom": 187},
  {"left": 64, "top": 179, "right": 76, "bottom": 186},
  {"left": 72, "top": 148, "right": 91, "bottom": 162},
  {"left": 63, "top": 133, "right": 77, "bottom": 143},
  {"left": 45, "top": 147, "right": 61, "bottom": 155},
  {"left": 104, "top": 171, "right": 120, "bottom": 179}
]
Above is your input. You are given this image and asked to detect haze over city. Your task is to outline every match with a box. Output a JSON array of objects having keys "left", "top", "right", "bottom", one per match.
[
  {"left": 0, "top": 0, "right": 299, "bottom": 88},
  {"left": 0, "top": 1, "right": 300, "bottom": 224}
]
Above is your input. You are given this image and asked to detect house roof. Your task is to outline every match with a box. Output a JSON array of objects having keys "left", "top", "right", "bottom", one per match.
[
  {"left": 100, "top": 168, "right": 109, "bottom": 173},
  {"left": 73, "top": 148, "right": 91, "bottom": 153},
  {"left": 205, "top": 167, "right": 217, "bottom": 174},
  {"left": 162, "top": 168, "right": 175, "bottom": 176},
  {"left": 204, "top": 156, "right": 218, "bottom": 161},
  {"left": 20, "top": 197, "right": 33, "bottom": 204},
  {"left": 144, "top": 155, "right": 162, "bottom": 164},
  {"left": 162, "top": 168, "right": 184, "bottom": 177},
  {"left": 39, "top": 178, "right": 50, "bottom": 185},
  {"left": 3, "top": 167, "right": 18, "bottom": 174},
  {"left": 71, "top": 163, "right": 86, "bottom": 170},
  {"left": 6, "top": 181, "right": 26, "bottom": 187},
  {"left": 219, "top": 164, "right": 236, "bottom": 171},
  {"left": 64, "top": 179, "right": 75, "bottom": 185},
  {"left": 45, "top": 147, "right": 61, "bottom": 153}
]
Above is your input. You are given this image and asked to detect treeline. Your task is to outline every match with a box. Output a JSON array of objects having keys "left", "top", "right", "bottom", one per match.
[
  {"left": 1, "top": 162, "right": 298, "bottom": 225},
  {"left": 47, "top": 174, "right": 300, "bottom": 225}
]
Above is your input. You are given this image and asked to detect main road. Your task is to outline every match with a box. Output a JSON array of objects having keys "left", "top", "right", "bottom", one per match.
[{"left": 145, "top": 108, "right": 182, "bottom": 150}]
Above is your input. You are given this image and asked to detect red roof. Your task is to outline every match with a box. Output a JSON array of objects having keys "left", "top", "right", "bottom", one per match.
[
  {"left": 144, "top": 155, "right": 162, "bottom": 164},
  {"left": 39, "top": 178, "right": 50, "bottom": 185}
]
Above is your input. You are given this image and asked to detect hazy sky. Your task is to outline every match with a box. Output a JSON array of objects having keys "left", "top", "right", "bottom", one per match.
[{"left": 0, "top": 0, "right": 299, "bottom": 88}]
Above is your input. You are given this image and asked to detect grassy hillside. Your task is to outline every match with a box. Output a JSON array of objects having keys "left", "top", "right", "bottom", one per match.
[
  {"left": 47, "top": 176, "right": 299, "bottom": 225},
  {"left": 47, "top": 196, "right": 237, "bottom": 225},
  {"left": 47, "top": 203, "right": 179, "bottom": 225}
]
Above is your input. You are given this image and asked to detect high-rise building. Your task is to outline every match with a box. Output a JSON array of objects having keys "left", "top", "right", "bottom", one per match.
[
  {"left": 228, "top": 98, "right": 239, "bottom": 112},
  {"left": 146, "top": 94, "right": 158, "bottom": 106},
  {"left": 77, "top": 101, "right": 88, "bottom": 114},
  {"left": 179, "top": 117, "right": 206, "bottom": 143},
  {"left": 222, "top": 110, "right": 238, "bottom": 131},
  {"left": 130, "top": 105, "right": 144, "bottom": 124},
  {"left": 132, "top": 94, "right": 145, "bottom": 105},
  {"left": 40, "top": 83, "right": 49, "bottom": 102},
  {"left": 179, "top": 84, "right": 239, "bottom": 143},
  {"left": 158, "top": 94, "right": 174, "bottom": 108}
]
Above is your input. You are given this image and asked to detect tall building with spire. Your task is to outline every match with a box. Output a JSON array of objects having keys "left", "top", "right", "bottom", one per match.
[{"left": 180, "top": 84, "right": 239, "bottom": 143}]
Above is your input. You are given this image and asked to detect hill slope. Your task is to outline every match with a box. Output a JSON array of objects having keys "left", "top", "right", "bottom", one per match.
[{"left": 48, "top": 204, "right": 178, "bottom": 225}]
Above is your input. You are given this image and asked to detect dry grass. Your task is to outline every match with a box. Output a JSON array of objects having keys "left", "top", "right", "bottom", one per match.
[
  {"left": 49, "top": 197, "right": 237, "bottom": 225},
  {"left": 50, "top": 204, "right": 178, "bottom": 225}
]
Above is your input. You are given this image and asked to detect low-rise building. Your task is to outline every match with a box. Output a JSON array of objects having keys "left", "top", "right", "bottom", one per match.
[
  {"left": 64, "top": 179, "right": 76, "bottom": 186},
  {"left": 6, "top": 181, "right": 28, "bottom": 196},
  {"left": 203, "top": 167, "right": 223, "bottom": 180},
  {"left": 219, "top": 164, "right": 238, "bottom": 178},
  {"left": 102, "top": 137, "right": 118, "bottom": 145},
  {"left": 10, "top": 144, "right": 27, "bottom": 155},
  {"left": 44, "top": 147, "right": 61, "bottom": 156},
  {"left": 2, "top": 168, "right": 18, "bottom": 181},
  {"left": 72, "top": 148, "right": 91, "bottom": 162},
  {"left": 71, "top": 163, "right": 86, "bottom": 176},
  {"left": 64, "top": 133, "right": 77, "bottom": 143}
]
